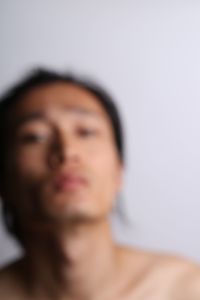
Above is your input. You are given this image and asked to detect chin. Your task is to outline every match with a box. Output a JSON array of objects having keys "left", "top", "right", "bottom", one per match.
[
  {"left": 31, "top": 190, "right": 108, "bottom": 225},
  {"left": 39, "top": 199, "right": 101, "bottom": 224}
]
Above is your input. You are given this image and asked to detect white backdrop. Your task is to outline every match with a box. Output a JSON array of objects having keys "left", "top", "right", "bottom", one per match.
[{"left": 0, "top": 0, "right": 200, "bottom": 267}]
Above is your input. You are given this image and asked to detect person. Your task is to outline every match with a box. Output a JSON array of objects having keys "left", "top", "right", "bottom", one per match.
[{"left": 0, "top": 68, "right": 199, "bottom": 300}]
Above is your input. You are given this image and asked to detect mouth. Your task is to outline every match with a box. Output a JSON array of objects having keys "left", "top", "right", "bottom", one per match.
[{"left": 53, "top": 173, "right": 88, "bottom": 192}]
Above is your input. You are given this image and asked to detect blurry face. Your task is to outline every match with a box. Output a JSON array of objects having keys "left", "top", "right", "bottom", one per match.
[{"left": 3, "top": 83, "right": 123, "bottom": 230}]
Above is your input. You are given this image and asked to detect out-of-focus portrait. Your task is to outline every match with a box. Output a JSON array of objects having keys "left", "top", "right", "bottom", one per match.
[{"left": 0, "top": 1, "right": 200, "bottom": 299}]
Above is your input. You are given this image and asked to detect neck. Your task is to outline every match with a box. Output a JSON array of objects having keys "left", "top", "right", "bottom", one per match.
[{"left": 22, "top": 219, "right": 119, "bottom": 300}]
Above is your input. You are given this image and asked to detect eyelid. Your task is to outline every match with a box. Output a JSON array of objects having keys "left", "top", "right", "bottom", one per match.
[
  {"left": 77, "top": 124, "right": 100, "bottom": 132},
  {"left": 78, "top": 127, "right": 98, "bottom": 133},
  {"left": 18, "top": 132, "right": 48, "bottom": 143},
  {"left": 15, "top": 125, "right": 51, "bottom": 144},
  {"left": 17, "top": 122, "right": 49, "bottom": 134}
]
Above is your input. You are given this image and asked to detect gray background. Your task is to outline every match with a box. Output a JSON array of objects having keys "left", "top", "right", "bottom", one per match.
[{"left": 0, "top": 0, "right": 200, "bottom": 267}]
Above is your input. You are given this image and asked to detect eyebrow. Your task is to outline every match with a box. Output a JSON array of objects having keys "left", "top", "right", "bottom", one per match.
[{"left": 13, "top": 106, "right": 104, "bottom": 128}]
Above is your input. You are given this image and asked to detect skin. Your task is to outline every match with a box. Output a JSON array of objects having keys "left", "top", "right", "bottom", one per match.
[{"left": 0, "top": 82, "right": 200, "bottom": 300}]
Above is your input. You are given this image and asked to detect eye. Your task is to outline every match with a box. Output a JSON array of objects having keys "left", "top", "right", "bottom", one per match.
[
  {"left": 18, "top": 132, "right": 49, "bottom": 144},
  {"left": 77, "top": 127, "right": 98, "bottom": 138}
]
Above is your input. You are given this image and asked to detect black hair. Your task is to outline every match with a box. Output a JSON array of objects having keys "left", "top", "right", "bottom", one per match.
[{"left": 0, "top": 68, "right": 124, "bottom": 243}]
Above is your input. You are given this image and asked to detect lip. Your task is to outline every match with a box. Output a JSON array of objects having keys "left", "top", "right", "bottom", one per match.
[{"left": 53, "top": 173, "right": 88, "bottom": 192}]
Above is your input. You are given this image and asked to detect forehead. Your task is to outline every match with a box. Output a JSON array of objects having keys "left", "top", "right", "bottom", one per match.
[{"left": 11, "top": 82, "right": 109, "bottom": 120}]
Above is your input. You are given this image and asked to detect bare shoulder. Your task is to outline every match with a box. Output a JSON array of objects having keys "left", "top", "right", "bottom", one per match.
[
  {"left": 117, "top": 245, "right": 200, "bottom": 299},
  {"left": 122, "top": 245, "right": 200, "bottom": 276},
  {"left": 166, "top": 256, "right": 200, "bottom": 300},
  {"left": 151, "top": 252, "right": 200, "bottom": 299}
]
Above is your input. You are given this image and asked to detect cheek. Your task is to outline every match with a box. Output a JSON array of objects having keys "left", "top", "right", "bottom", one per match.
[
  {"left": 5, "top": 150, "right": 49, "bottom": 214},
  {"left": 12, "top": 147, "right": 47, "bottom": 177},
  {"left": 89, "top": 145, "right": 122, "bottom": 198}
]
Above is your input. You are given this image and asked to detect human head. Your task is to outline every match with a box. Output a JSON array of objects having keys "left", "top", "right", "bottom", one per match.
[{"left": 0, "top": 68, "right": 124, "bottom": 244}]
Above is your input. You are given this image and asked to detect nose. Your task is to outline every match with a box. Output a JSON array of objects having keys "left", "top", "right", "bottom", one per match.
[{"left": 47, "top": 129, "right": 80, "bottom": 169}]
